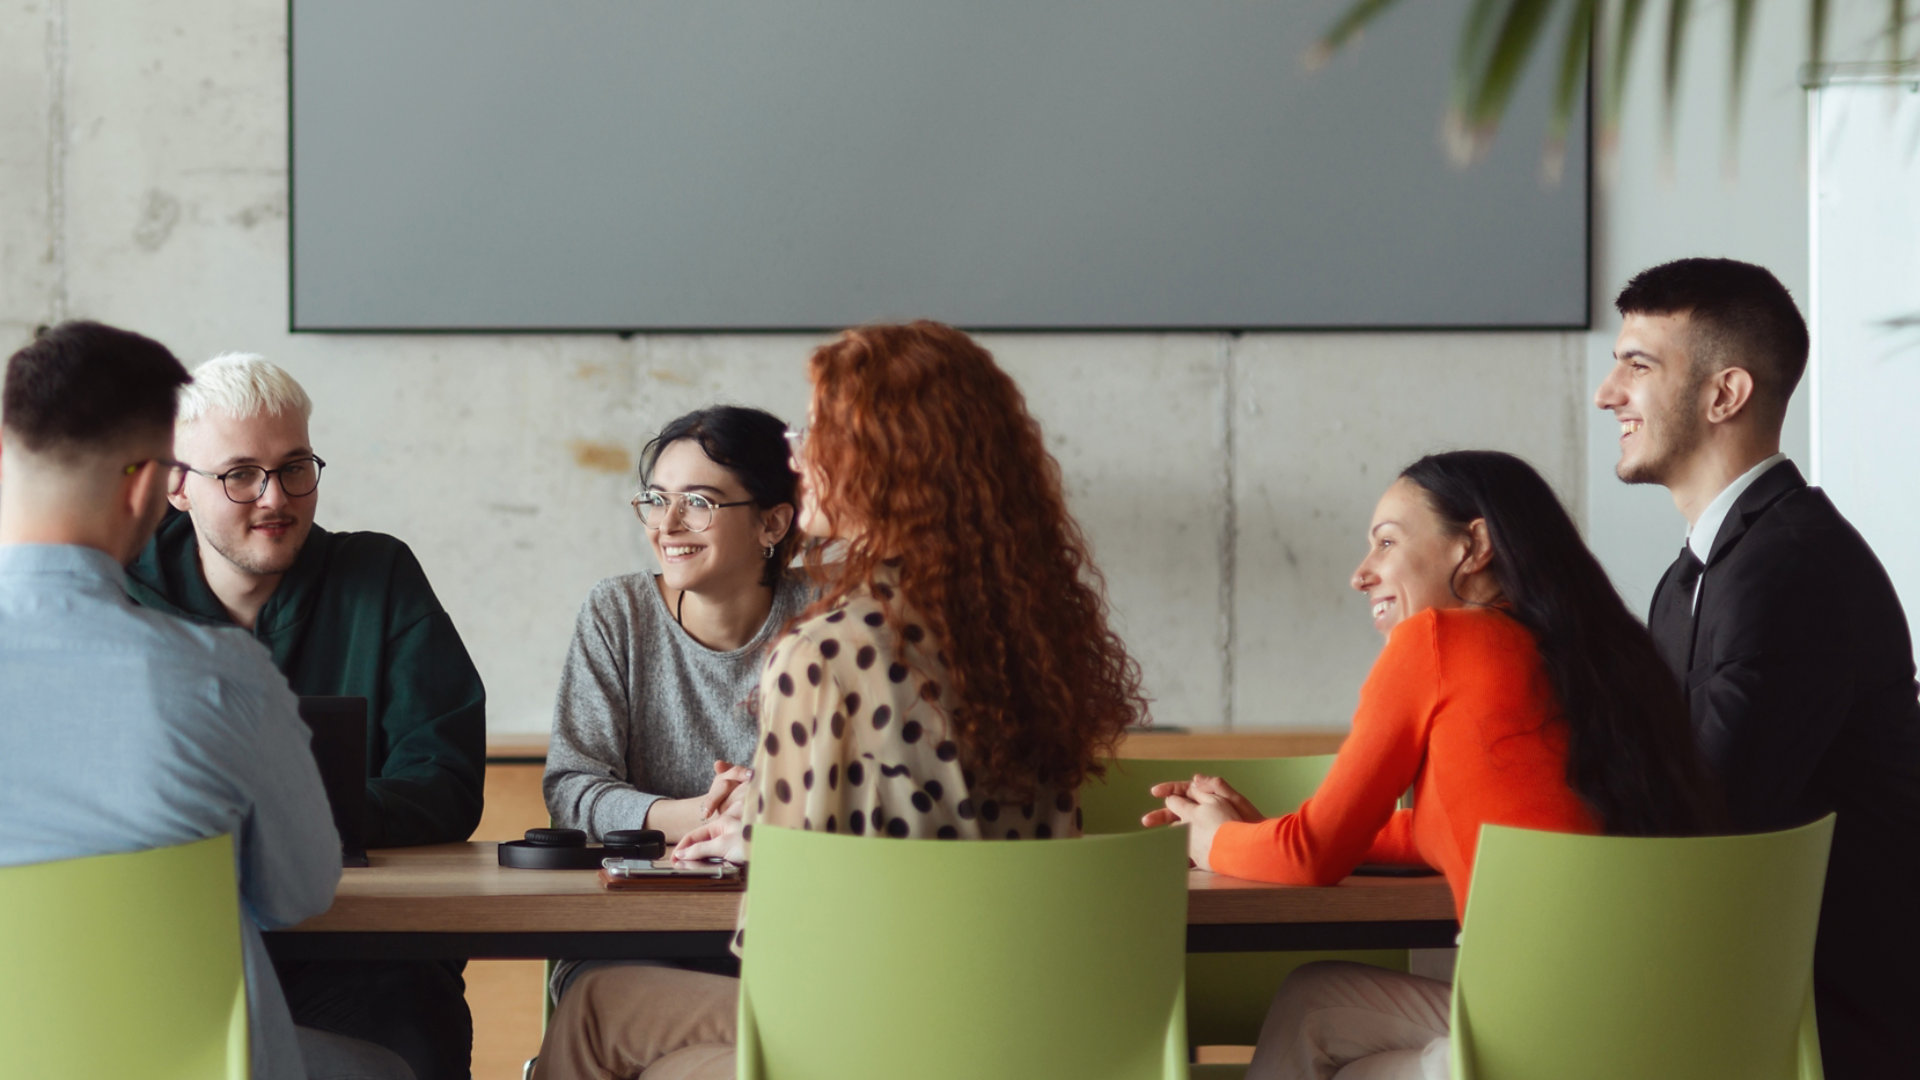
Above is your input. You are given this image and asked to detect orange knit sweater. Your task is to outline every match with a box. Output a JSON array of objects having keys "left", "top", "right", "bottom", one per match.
[{"left": 1209, "top": 606, "right": 1600, "bottom": 921}]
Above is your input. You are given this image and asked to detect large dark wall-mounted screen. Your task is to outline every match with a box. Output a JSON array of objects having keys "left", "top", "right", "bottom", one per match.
[{"left": 289, "top": 0, "right": 1589, "bottom": 332}]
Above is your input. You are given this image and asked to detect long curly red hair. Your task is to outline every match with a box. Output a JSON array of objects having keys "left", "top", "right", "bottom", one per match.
[{"left": 797, "top": 321, "right": 1147, "bottom": 796}]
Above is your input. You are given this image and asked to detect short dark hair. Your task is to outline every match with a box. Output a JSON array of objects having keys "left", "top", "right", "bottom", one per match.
[
  {"left": 3, "top": 321, "right": 191, "bottom": 455},
  {"left": 1614, "top": 258, "right": 1809, "bottom": 422},
  {"left": 640, "top": 405, "right": 800, "bottom": 586}
]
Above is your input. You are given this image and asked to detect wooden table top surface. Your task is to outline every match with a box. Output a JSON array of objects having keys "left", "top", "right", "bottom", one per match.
[{"left": 284, "top": 843, "right": 1455, "bottom": 934}]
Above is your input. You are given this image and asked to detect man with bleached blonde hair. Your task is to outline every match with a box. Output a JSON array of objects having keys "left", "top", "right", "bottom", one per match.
[{"left": 127, "top": 352, "right": 485, "bottom": 1080}]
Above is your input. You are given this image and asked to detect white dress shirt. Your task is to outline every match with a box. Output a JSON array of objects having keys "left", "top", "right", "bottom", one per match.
[{"left": 1685, "top": 453, "right": 1790, "bottom": 613}]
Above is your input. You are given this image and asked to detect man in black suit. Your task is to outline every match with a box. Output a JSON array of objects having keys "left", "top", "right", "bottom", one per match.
[{"left": 1596, "top": 257, "right": 1920, "bottom": 1078}]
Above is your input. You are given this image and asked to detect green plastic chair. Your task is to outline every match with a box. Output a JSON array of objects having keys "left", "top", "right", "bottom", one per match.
[
  {"left": 1450, "top": 817, "right": 1834, "bottom": 1080},
  {"left": 0, "top": 834, "right": 248, "bottom": 1079},
  {"left": 1082, "top": 756, "right": 1409, "bottom": 1056},
  {"left": 737, "top": 825, "right": 1191, "bottom": 1080}
]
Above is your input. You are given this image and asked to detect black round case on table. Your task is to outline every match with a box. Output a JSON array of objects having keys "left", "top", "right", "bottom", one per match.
[{"left": 497, "top": 827, "right": 666, "bottom": 869}]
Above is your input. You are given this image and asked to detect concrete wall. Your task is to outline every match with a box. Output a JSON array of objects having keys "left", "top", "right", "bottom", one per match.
[{"left": 24, "top": 0, "right": 1873, "bottom": 737}]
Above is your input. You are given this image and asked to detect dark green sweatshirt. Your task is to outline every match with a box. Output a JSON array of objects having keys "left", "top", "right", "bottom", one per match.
[{"left": 127, "top": 510, "right": 486, "bottom": 848}]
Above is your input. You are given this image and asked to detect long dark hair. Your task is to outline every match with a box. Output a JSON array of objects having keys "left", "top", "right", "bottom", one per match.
[
  {"left": 1400, "top": 450, "right": 1723, "bottom": 836},
  {"left": 640, "top": 405, "right": 800, "bottom": 587}
]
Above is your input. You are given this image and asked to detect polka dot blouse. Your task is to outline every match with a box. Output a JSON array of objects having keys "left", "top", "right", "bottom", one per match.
[{"left": 734, "top": 578, "right": 1081, "bottom": 905}]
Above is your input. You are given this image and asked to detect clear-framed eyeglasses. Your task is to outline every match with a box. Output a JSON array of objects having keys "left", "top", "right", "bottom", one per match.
[
  {"left": 175, "top": 456, "right": 326, "bottom": 504},
  {"left": 631, "top": 490, "right": 754, "bottom": 532}
]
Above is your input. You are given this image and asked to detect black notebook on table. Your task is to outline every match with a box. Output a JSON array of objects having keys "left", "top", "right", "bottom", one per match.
[{"left": 297, "top": 696, "right": 370, "bottom": 868}]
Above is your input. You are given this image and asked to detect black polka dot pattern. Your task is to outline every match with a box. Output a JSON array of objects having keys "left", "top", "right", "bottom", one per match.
[
  {"left": 803, "top": 769, "right": 814, "bottom": 790},
  {"left": 888, "top": 662, "right": 909, "bottom": 683},
  {"left": 1035, "top": 823, "right": 1052, "bottom": 839},
  {"left": 937, "top": 825, "right": 958, "bottom": 840},
  {"left": 828, "top": 764, "right": 839, "bottom": 789},
  {"left": 903, "top": 623, "right": 924, "bottom": 644},
  {"left": 777, "top": 673, "right": 794, "bottom": 696},
  {"left": 830, "top": 713, "right": 846, "bottom": 739},
  {"left": 935, "top": 741, "right": 958, "bottom": 762},
  {"left": 818, "top": 639, "right": 840, "bottom": 658},
  {"left": 923, "top": 780, "right": 943, "bottom": 801},
  {"left": 911, "top": 791, "right": 932, "bottom": 813},
  {"left": 826, "top": 814, "right": 838, "bottom": 832},
  {"left": 871, "top": 705, "right": 892, "bottom": 730},
  {"left": 879, "top": 763, "right": 911, "bottom": 779},
  {"left": 864, "top": 611, "right": 885, "bottom": 627},
  {"left": 901, "top": 720, "right": 922, "bottom": 743},
  {"left": 849, "top": 810, "right": 865, "bottom": 834},
  {"left": 886, "top": 818, "right": 909, "bottom": 838},
  {"left": 844, "top": 692, "right": 861, "bottom": 715},
  {"left": 775, "top": 779, "right": 792, "bottom": 803},
  {"left": 790, "top": 721, "right": 808, "bottom": 747},
  {"left": 956, "top": 798, "right": 975, "bottom": 820},
  {"left": 856, "top": 646, "right": 876, "bottom": 669},
  {"left": 764, "top": 732, "right": 780, "bottom": 756},
  {"left": 1055, "top": 791, "right": 1073, "bottom": 814},
  {"left": 806, "top": 663, "right": 822, "bottom": 686},
  {"left": 847, "top": 762, "right": 865, "bottom": 786},
  {"left": 826, "top": 610, "right": 845, "bottom": 623}
]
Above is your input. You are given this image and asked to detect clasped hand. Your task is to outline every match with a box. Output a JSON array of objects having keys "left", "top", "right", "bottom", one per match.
[
  {"left": 1143, "top": 774, "right": 1264, "bottom": 871},
  {"left": 675, "top": 785, "right": 749, "bottom": 864}
]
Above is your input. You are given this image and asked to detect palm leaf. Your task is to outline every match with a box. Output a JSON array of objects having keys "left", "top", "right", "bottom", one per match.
[
  {"left": 1810, "top": 0, "right": 1829, "bottom": 68},
  {"left": 1604, "top": 0, "right": 1651, "bottom": 128},
  {"left": 1318, "top": 0, "right": 1411, "bottom": 56},
  {"left": 1551, "top": 0, "right": 1598, "bottom": 155},
  {"left": 1662, "top": 0, "right": 1692, "bottom": 128},
  {"left": 1459, "top": 0, "right": 1566, "bottom": 157},
  {"left": 1729, "top": 0, "right": 1756, "bottom": 135}
]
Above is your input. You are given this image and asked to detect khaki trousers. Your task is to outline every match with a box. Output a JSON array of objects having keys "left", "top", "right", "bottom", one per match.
[
  {"left": 532, "top": 964, "right": 738, "bottom": 1080},
  {"left": 1245, "top": 960, "right": 1452, "bottom": 1080}
]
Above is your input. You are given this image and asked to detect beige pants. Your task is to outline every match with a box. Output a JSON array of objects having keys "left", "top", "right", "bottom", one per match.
[
  {"left": 532, "top": 964, "right": 738, "bottom": 1080},
  {"left": 1245, "top": 960, "right": 1452, "bottom": 1080}
]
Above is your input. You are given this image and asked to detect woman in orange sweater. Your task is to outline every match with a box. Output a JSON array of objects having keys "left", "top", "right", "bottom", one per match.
[{"left": 1151, "top": 450, "right": 1720, "bottom": 1080}]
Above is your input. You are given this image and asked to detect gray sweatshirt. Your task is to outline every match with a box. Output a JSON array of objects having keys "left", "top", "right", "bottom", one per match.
[{"left": 543, "top": 572, "right": 811, "bottom": 840}]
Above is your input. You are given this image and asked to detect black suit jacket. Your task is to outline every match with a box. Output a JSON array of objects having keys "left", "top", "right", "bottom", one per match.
[{"left": 1650, "top": 461, "right": 1920, "bottom": 1078}]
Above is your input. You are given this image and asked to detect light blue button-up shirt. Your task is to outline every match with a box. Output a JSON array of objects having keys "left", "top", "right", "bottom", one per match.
[{"left": 0, "top": 543, "right": 341, "bottom": 1080}]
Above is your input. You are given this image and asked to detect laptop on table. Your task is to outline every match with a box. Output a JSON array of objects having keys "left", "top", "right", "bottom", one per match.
[{"left": 297, "top": 696, "right": 370, "bottom": 868}]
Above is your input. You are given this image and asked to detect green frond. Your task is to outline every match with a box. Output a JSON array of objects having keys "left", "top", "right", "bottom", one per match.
[
  {"left": 1663, "top": 0, "right": 1693, "bottom": 123},
  {"left": 1604, "top": 0, "right": 1650, "bottom": 128},
  {"left": 1319, "top": 0, "right": 1412, "bottom": 53},
  {"left": 1552, "top": 0, "right": 1598, "bottom": 146},
  {"left": 1729, "top": 0, "right": 1756, "bottom": 136}
]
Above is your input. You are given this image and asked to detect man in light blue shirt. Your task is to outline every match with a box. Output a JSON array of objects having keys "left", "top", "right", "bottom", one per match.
[{"left": 0, "top": 321, "right": 412, "bottom": 1080}]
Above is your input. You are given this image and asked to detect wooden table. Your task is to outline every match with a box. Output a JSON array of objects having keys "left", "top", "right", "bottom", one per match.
[{"left": 266, "top": 844, "right": 1457, "bottom": 962}]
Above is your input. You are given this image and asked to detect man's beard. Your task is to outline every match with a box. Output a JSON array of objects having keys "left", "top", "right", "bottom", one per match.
[
  {"left": 1616, "top": 404, "right": 1706, "bottom": 486},
  {"left": 205, "top": 522, "right": 307, "bottom": 577}
]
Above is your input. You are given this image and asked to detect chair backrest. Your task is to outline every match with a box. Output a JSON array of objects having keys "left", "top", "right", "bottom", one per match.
[
  {"left": 737, "top": 825, "right": 1191, "bottom": 1080},
  {"left": 0, "top": 834, "right": 248, "bottom": 1080},
  {"left": 1451, "top": 817, "right": 1833, "bottom": 1080},
  {"left": 1079, "top": 754, "right": 1407, "bottom": 1048},
  {"left": 1079, "top": 755, "right": 1338, "bottom": 836}
]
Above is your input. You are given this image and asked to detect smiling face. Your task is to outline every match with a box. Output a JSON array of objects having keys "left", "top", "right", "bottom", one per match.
[
  {"left": 1596, "top": 312, "right": 1711, "bottom": 487},
  {"left": 169, "top": 408, "right": 318, "bottom": 581},
  {"left": 1350, "top": 478, "right": 1477, "bottom": 637},
  {"left": 645, "top": 438, "right": 785, "bottom": 598}
]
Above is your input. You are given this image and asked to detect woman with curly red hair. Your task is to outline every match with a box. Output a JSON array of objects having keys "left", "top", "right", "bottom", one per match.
[{"left": 532, "top": 321, "right": 1148, "bottom": 1080}]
